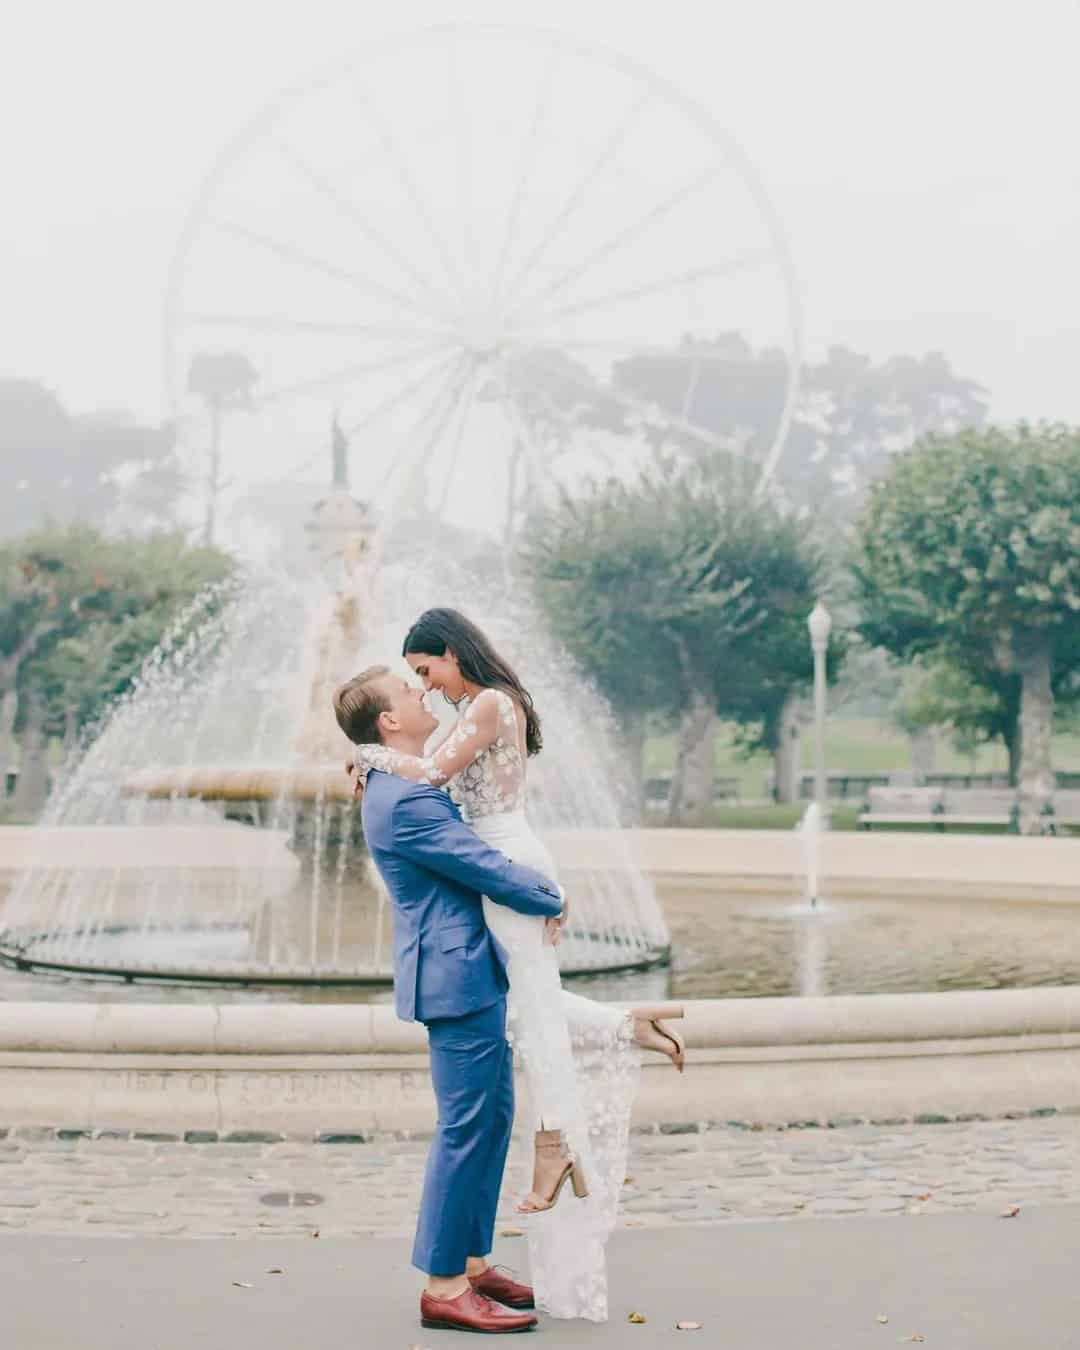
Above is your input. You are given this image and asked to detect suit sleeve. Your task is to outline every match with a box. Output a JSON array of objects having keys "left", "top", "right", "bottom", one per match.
[{"left": 391, "top": 786, "right": 563, "bottom": 919}]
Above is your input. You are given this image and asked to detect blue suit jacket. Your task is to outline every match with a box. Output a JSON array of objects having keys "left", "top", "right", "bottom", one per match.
[{"left": 361, "top": 769, "right": 563, "bottom": 1024}]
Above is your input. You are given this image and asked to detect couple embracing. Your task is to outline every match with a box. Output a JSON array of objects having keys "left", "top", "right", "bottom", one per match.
[{"left": 333, "top": 608, "right": 685, "bottom": 1334}]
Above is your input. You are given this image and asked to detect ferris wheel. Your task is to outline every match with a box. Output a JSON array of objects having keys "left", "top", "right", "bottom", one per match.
[{"left": 164, "top": 24, "right": 801, "bottom": 534}]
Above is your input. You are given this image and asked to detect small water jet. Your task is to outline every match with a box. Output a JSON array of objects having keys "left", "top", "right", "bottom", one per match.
[{"left": 797, "top": 801, "right": 825, "bottom": 908}]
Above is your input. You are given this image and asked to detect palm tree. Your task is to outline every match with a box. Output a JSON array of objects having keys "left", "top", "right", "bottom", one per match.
[{"left": 186, "top": 352, "right": 259, "bottom": 545}]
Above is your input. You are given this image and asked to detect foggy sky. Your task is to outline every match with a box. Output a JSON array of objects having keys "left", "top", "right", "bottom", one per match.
[{"left": 3, "top": 0, "right": 1079, "bottom": 430}]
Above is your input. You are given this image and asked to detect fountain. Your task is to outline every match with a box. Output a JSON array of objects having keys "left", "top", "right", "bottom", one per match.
[{"left": 0, "top": 433, "right": 670, "bottom": 986}]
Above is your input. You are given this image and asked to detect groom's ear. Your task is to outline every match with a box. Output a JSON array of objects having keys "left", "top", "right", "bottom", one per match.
[{"left": 376, "top": 706, "right": 398, "bottom": 736}]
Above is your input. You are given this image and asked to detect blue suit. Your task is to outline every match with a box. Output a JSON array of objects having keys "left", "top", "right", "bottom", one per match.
[{"left": 362, "top": 769, "right": 563, "bottom": 1275}]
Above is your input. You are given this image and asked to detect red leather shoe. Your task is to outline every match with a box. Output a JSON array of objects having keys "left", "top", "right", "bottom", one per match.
[
  {"left": 420, "top": 1287, "right": 537, "bottom": 1333},
  {"left": 469, "top": 1266, "right": 536, "bottom": 1309}
]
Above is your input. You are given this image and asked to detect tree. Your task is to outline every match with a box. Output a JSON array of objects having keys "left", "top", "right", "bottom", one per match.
[
  {"left": 1, "top": 525, "right": 233, "bottom": 817},
  {"left": 186, "top": 352, "right": 260, "bottom": 546},
  {"left": 0, "top": 379, "right": 181, "bottom": 536},
  {"left": 524, "top": 458, "right": 827, "bottom": 823},
  {"left": 853, "top": 424, "right": 1080, "bottom": 832},
  {"left": 612, "top": 336, "right": 988, "bottom": 515},
  {"left": 522, "top": 483, "right": 679, "bottom": 817},
  {"left": 716, "top": 534, "right": 841, "bottom": 803}
]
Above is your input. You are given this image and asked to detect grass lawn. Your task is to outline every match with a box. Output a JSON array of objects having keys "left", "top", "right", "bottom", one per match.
[
  {"left": 644, "top": 801, "right": 862, "bottom": 831},
  {"left": 645, "top": 718, "right": 1080, "bottom": 802}
]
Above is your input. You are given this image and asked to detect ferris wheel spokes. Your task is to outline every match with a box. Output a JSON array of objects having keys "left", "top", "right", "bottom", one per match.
[
  {"left": 272, "top": 138, "right": 464, "bottom": 323},
  {"left": 178, "top": 313, "right": 453, "bottom": 341},
  {"left": 211, "top": 219, "right": 439, "bottom": 322},
  {"left": 348, "top": 85, "right": 470, "bottom": 314},
  {"left": 432, "top": 363, "right": 481, "bottom": 517},
  {"left": 496, "top": 87, "right": 654, "bottom": 313},
  {"left": 255, "top": 336, "right": 456, "bottom": 407},
  {"left": 513, "top": 254, "right": 778, "bottom": 332},
  {"left": 507, "top": 162, "right": 722, "bottom": 321},
  {"left": 377, "top": 355, "right": 475, "bottom": 514},
  {"left": 488, "top": 47, "right": 560, "bottom": 312}
]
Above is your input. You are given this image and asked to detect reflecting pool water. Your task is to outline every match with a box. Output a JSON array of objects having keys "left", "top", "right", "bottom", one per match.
[{"left": 2, "top": 880, "right": 1078, "bottom": 1004}]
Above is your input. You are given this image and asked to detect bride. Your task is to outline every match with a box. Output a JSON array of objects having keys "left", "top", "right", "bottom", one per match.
[{"left": 346, "top": 607, "right": 684, "bottom": 1324}]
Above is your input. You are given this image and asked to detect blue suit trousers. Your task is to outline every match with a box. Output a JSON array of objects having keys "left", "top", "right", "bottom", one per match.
[{"left": 412, "top": 998, "right": 515, "bottom": 1276}]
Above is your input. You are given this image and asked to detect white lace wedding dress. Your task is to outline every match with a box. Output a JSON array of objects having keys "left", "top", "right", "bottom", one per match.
[{"left": 355, "top": 687, "right": 641, "bottom": 1323}]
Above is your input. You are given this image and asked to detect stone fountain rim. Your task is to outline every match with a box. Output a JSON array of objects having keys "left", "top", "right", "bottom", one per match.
[{"left": 4, "top": 827, "right": 1080, "bottom": 1127}]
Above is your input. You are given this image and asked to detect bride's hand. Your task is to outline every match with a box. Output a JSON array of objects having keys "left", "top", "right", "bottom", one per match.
[
  {"left": 346, "top": 758, "right": 364, "bottom": 801},
  {"left": 543, "top": 916, "right": 563, "bottom": 947}
]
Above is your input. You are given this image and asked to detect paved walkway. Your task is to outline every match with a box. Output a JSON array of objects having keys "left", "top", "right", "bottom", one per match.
[
  {"left": 2, "top": 1113, "right": 1079, "bottom": 1238},
  {"left": 4, "top": 1210, "right": 1080, "bottom": 1348}
]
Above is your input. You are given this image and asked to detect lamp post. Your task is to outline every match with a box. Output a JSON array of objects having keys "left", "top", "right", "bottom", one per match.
[{"left": 807, "top": 601, "right": 832, "bottom": 831}]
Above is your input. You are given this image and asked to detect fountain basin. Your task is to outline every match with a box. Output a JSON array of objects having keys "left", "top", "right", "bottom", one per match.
[
  {"left": 0, "top": 825, "right": 669, "bottom": 983},
  {"left": 123, "top": 764, "right": 354, "bottom": 803},
  {"left": 3, "top": 829, "right": 1080, "bottom": 1131},
  {"left": 3, "top": 989, "right": 1080, "bottom": 1134}
]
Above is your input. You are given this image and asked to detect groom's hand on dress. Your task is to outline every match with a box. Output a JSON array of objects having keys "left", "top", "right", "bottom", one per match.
[
  {"left": 345, "top": 758, "right": 364, "bottom": 801},
  {"left": 543, "top": 891, "right": 569, "bottom": 946}
]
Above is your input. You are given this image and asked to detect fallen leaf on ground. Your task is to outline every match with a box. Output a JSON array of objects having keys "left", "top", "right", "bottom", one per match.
[
  {"left": 231, "top": 1281, "right": 254, "bottom": 1289},
  {"left": 628, "top": 1311, "right": 647, "bottom": 1324},
  {"left": 916, "top": 1192, "right": 932, "bottom": 1201},
  {"left": 266, "top": 1268, "right": 284, "bottom": 1275},
  {"left": 1000, "top": 1205, "right": 1021, "bottom": 1218},
  {"left": 902, "top": 1335, "right": 926, "bottom": 1343},
  {"left": 499, "top": 1227, "right": 525, "bottom": 1237},
  {"left": 876, "top": 1314, "right": 889, "bottom": 1324},
  {"left": 675, "top": 1320, "right": 703, "bottom": 1331},
  {"left": 624, "top": 1176, "right": 636, "bottom": 1185},
  {"left": 310, "top": 1229, "right": 320, "bottom": 1238}
]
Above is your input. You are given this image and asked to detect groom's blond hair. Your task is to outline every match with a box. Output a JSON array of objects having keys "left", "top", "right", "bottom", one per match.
[{"left": 333, "top": 665, "right": 391, "bottom": 745}]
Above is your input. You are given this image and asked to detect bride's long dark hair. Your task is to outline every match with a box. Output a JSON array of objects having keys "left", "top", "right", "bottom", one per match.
[{"left": 402, "top": 607, "right": 543, "bottom": 756}]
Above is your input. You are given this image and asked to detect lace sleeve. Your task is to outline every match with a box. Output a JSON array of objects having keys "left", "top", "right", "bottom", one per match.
[{"left": 351, "top": 689, "right": 501, "bottom": 788}]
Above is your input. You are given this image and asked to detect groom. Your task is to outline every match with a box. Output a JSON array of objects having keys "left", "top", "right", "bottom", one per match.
[{"left": 334, "top": 666, "right": 565, "bottom": 1335}]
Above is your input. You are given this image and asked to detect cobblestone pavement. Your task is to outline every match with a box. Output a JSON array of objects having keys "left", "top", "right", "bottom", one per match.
[{"left": 2, "top": 1113, "right": 1080, "bottom": 1239}]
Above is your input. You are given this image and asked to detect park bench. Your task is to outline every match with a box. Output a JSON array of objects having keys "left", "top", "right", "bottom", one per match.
[
  {"left": 858, "top": 786, "right": 946, "bottom": 829},
  {"left": 859, "top": 786, "right": 1018, "bottom": 830},
  {"left": 924, "top": 771, "right": 1012, "bottom": 789},
  {"left": 860, "top": 784, "right": 1080, "bottom": 833},
  {"left": 938, "top": 787, "right": 1019, "bottom": 829},
  {"left": 1046, "top": 789, "right": 1080, "bottom": 832}
]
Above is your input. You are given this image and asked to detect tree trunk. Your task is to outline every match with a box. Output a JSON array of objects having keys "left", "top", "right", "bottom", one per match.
[
  {"left": 0, "top": 687, "right": 17, "bottom": 799},
  {"left": 909, "top": 727, "right": 937, "bottom": 781},
  {"left": 619, "top": 711, "right": 647, "bottom": 824},
  {"left": 1004, "top": 721, "right": 1021, "bottom": 787},
  {"left": 63, "top": 705, "right": 80, "bottom": 759},
  {"left": 12, "top": 689, "right": 50, "bottom": 820},
  {"left": 773, "top": 691, "right": 802, "bottom": 804},
  {"left": 1017, "top": 635, "right": 1054, "bottom": 834},
  {"left": 667, "top": 690, "right": 717, "bottom": 826}
]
